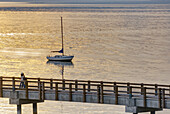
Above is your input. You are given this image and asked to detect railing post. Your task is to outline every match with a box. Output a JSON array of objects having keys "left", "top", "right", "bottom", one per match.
[
  {"left": 0, "top": 77, "right": 3, "bottom": 97},
  {"left": 97, "top": 85, "right": 100, "bottom": 103},
  {"left": 169, "top": 85, "right": 170, "bottom": 96},
  {"left": 101, "top": 81, "right": 104, "bottom": 103},
  {"left": 62, "top": 79, "right": 65, "bottom": 90},
  {"left": 113, "top": 82, "right": 116, "bottom": 92},
  {"left": 143, "top": 87, "right": 146, "bottom": 107},
  {"left": 55, "top": 83, "right": 58, "bottom": 100},
  {"left": 25, "top": 80, "right": 28, "bottom": 99},
  {"left": 158, "top": 88, "right": 162, "bottom": 108},
  {"left": 38, "top": 78, "right": 40, "bottom": 89},
  {"left": 127, "top": 82, "right": 130, "bottom": 94},
  {"left": 69, "top": 83, "right": 72, "bottom": 101},
  {"left": 115, "top": 86, "right": 118, "bottom": 105},
  {"left": 50, "top": 79, "right": 53, "bottom": 90},
  {"left": 129, "top": 86, "right": 132, "bottom": 99},
  {"left": 12, "top": 77, "right": 15, "bottom": 91},
  {"left": 155, "top": 84, "right": 158, "bottom": 96},
  {"left": 83, "top": 84, "right": 86, "bottom": 102},
  {"left": 39, "top": 82, "right": 42, "bottom": 100},
  {"left": 75, "top": 80, "right": 78, "bottom": 91},
  {"left": 141, "top": 83, "right": 144, "bottom": 95},
  {"left": 88, "top": 80, "right": 90, "bottom": 92},
  {"left": 42, "top": 82, "right": 45, "bottom": 100},
  {"left": 162, "top": 89, "right": 165, "bottom": 108}
]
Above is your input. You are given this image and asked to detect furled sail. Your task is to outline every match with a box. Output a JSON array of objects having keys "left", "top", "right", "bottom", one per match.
[{"left": 51, "top": 48, "right": 63, "bottom": 53}]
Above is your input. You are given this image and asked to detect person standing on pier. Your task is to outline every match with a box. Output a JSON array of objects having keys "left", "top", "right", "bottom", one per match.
[{"left": 19, "top": 72, "right": 26, "bottom": 88}]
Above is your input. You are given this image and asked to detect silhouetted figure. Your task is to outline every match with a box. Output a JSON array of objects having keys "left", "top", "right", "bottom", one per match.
[{"left": 19, "top": 72, "right": 25, "bottom": 88}]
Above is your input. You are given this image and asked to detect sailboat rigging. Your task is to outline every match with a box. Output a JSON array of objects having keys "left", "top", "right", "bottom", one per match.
[{"left": 47, "top": 17, "right": 74, "bottom": 61}]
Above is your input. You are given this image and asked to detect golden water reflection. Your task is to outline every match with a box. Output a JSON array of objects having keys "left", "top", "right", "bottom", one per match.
[{"left": 0, "top": 4, "right": 169, "bottom": 114}]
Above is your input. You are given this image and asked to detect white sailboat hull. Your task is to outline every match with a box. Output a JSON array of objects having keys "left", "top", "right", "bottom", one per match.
[{"left": 47, "top": 55, "right": 74, "bottom": 61}]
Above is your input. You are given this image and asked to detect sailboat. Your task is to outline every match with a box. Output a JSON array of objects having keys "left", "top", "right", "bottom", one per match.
[{"left": 46, "top": 17, "right": 74, "bottom": 61}]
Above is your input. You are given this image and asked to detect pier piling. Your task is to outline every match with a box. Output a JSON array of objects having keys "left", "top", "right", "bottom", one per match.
[
  {"left": 33, "top": 103, "right": 37, "bottom": 114},
  {"left": 17, "top": 105, "right": 21, "bottom": 114}
]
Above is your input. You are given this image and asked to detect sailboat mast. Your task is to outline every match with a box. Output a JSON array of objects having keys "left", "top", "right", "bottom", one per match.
[{"left": 61, "top": 17, "right": 64, "bottom": 56}]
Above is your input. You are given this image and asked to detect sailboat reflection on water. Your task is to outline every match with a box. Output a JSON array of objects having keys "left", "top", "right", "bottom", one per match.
[{"left": 46, "top": 61, "right": 74, "bottom": 79}]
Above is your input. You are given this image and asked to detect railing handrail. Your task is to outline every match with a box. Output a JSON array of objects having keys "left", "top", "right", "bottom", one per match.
[{"left": 1, "top": 76, "right": 170, "bottom": 88}]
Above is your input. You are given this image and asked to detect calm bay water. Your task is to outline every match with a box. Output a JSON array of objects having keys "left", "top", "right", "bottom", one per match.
[{"left": 0, "top": 3, "right": 170, "bottom": 114}]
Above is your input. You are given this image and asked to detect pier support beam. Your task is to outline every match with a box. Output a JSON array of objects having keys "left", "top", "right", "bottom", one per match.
[
  {"left": 10, "top": 99, "right": 43, "bottom": 114},
  {"left": 125, "top": 106, "right": 162, "bottom": 113},
  {"left": 10, "top": 98, "right": 43, "bottom": 114},
  {"left": 17, "top": 105, "right": 21, "bottom": 114},
  {"left": 9, "top": 91, "right": 44, "bottom": 114}
]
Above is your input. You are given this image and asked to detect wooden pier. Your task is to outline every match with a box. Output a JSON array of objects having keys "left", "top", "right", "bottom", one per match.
[{"left": 0, "top": 76, "right": 170, "bottom": 114}]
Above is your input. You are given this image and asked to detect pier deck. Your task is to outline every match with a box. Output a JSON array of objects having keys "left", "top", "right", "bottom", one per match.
[{"left": 0, "top": 76, "right": 170, "bottom": 114}]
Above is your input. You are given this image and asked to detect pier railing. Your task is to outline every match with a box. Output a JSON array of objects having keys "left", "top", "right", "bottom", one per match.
[{"left": 0, "top": 76, "right": 170, "bottom": 109}]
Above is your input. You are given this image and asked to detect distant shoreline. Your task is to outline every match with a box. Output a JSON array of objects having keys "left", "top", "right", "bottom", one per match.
[
  {"left": 0, "top": 5, "right": 169, "bottom": 12},
  {"left": 0, "top": 0, "right": 170, "bottom": 5},
  {"left": 0, "top": 3, "right": 170, "bottom": 7},
  {"left": 0, "top": 2, "right": 169, "bottom": 12}
]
